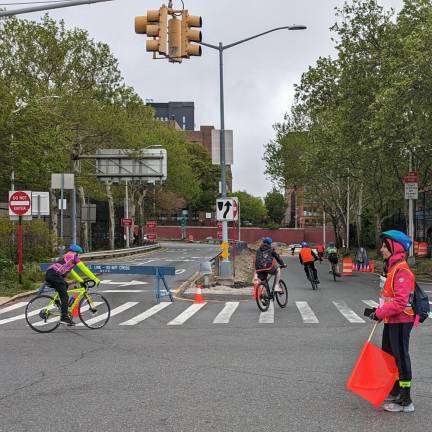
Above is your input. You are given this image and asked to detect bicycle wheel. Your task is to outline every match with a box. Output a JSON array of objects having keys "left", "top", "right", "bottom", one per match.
[
  {"left": 79, "top": 293, "right": 111, "bottom": 329},
  {"left": 308, "top": 268, "right": 316, "bottom": 290},
  {"left": 25, "top": 294, "right": 61, "bottom": 333},
  {"left": 332, "top": 264, "right": 337, "bottom": 282},
  {"left": 255, "top": 282, "right": 270, "bottom": 312},
  {"left": 275, "top": 280, "right": 288, "bottom": 308}
]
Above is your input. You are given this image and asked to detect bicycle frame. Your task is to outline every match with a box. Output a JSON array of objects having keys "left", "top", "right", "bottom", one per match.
[{"left": 44, "top": 284, "right": 94, "bottom": 316}]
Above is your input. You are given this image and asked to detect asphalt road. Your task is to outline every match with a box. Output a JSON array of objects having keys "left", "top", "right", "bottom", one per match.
[{"left": 1, "top": 247, "right": 431, "bottom": 432}]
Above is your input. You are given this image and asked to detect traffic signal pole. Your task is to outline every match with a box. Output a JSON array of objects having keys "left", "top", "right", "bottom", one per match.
[
  {"left": 0, "top": 0, "right": 112, "bottom": 17},
  {"left": 200, "top": 25, "right": 306, "bottom": 278}
]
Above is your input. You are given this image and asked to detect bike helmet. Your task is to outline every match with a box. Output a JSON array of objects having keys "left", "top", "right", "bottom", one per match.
[
  {"left": 301, "top": 241, "right": 308, "bottom": 247},
  {"left": 263, "top": 237, "right": 272, "bottom": 245},
  {"left": 381, "top": 230, "right": 412, "bottom": 252},
  {"left": 68, "top": 244, "right": 84, "bottom": 254}
]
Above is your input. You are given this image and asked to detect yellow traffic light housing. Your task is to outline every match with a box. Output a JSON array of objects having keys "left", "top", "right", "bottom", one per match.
[
  {"left": 168, "top": 16, "right": 182, "bottom": 63},
  {"left": 135, "top": 5, "right": 168, "bottom": 56},
  {"left": 181, "top": 10, "right": 202, "bottom": 58}
]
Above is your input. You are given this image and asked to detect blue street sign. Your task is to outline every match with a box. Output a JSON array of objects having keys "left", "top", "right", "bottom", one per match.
[{"left": 39, "top": 263, "right": 176, "bottom": 303}]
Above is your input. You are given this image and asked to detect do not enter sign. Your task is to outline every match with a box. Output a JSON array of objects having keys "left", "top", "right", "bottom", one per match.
[{"left": 9, "top": 191, "right": 32, "bottom": 216}]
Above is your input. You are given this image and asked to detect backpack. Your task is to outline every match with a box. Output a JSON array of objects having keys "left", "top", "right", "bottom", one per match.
[
  {"left": 411, "top": 283, "right": 430, "bottom": 323},
  {"left": 255, "top": 247, "right": 274, "bottom": 270}
]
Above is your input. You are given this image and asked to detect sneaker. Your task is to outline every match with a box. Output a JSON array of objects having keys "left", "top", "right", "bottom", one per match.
[
  {"left": 60, "top": 316, "right": 75, "bottom": 326},
  {"left": 328, "top": 270, "right": 332, "bottom": 274},
  {"left": 384, "top": 394, "right": 399, "bottom": 402},
  {"left": 383, "top": 402, "right": 415, "bottom": 413}
]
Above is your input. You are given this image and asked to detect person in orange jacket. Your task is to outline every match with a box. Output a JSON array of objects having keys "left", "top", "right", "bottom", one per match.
[{"left": 299, "top": 241, "right": 320, "bottom": 284}]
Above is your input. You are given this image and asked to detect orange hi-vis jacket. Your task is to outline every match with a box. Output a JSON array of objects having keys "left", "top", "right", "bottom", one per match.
[
  {"left": 379, "top": 260, "right": 414, "bottom": 324},
  {"left": 299, "top": 247, "right": 315, "bottom": 264}
]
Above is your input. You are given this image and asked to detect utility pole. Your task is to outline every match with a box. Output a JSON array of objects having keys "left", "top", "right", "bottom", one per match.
[{"left": 408, "top": 150, "right": 415, "bottom": 263}]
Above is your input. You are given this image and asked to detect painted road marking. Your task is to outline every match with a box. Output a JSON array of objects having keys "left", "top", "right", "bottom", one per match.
[
  {"left": 0, "top": 302, "right": 27, "bottom": 315},
  {"left": 76, "top": 302, "right": 139, "bottom": 327},
  {"left": 0, "top": 305, "right": 50, "bottom": 325},
  {"left": 100, "top": 280, "right": 148, "bottom": 286},
  {"left": 100, "top": 290, "right": 147, "bottom": 293},
  {"left": 333, "top": 301, "right": 365, "bottom": 323},
  {"left": 213, "top": 302, "right": 239, "bottom": 324},
  {"left": 259, "top": 301, "right": 274, "bottom": 324},
  {"left": 296, "top": 301, "right": 319, "bottom": 323},
  {"left": 167, "top": 303, "right": 207, "bottom": 326},
  {"left": 362, "top": 300, "right": 379, "bottom": 308},
  {"left": 120, "top": 302, "right": 172, "bottom": 326}
]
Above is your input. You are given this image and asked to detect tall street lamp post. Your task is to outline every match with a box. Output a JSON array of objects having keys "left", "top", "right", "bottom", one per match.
[{"left": 200, "top": 25, "right": 307, "bottom": 278}]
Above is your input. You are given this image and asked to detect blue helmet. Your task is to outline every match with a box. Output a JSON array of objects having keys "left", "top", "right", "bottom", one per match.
[
  {"left": 301, "top": 241, "right": 308, "bottom": 247},
  {"left": 263, "top": 237, "right": 272, "bottom": 245},
  {"left": 381, "top": 230, "right": 412, "bottom": 252},
  {"left": 68, "top": 244, "right": 84, "bottom": 254}
]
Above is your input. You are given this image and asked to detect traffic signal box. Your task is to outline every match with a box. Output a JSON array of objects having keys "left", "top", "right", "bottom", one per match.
[{"left": 135, "top": 5, "right": 202, "bottom": 63}]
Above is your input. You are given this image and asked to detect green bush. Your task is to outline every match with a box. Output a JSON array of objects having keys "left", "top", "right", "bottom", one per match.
[{"left": 0, "top": 218, "right": 55, "bottom": 264}]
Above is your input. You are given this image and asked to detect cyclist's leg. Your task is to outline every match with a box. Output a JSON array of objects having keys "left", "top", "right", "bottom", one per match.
[
  {"left": 303, "top": 264, "right": 310, "bottom": 279},
  {"left": 311, "top": 262, "right": 319, "bottom": 282},
  {"left": 46, "top": 270, "right": 68, "bottom": 318}
]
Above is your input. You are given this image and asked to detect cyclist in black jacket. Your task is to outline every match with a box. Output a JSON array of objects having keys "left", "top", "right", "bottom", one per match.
[{"left": 255, "top": 237, "right": 286, "bottom": 292}]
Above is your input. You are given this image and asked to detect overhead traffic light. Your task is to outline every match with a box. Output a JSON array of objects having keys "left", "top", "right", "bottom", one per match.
[
  {"left": 135, "top": 5, "right": 168, "bottom": 56},
  {"left": 168, "top": 16, "right": 182, "bottom": 63},
  {"left": 181, "top": 10, "right": 202, "bottom": 58}
]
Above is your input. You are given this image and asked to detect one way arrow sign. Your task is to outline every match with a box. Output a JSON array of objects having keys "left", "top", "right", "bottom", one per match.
[{"left": 216, "top": 198, "right": 238, "bottom": 221}]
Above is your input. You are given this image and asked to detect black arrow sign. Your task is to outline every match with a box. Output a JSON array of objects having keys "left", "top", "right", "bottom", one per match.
[
  {"left": 217, "top": 201, "right": 224, "bottom": 211},
  {"left": 223, "top": 201, "right": 232, "bottom": 218}
]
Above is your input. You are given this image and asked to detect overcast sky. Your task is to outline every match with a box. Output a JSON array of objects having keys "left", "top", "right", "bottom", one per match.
[{"left": 10, "top": 0, "right": 404, "bottom": 197}]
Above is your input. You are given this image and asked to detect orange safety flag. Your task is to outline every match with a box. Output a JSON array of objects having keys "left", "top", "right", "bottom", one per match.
[{"left": 346, "top": 325, "right": 399, "bottom": 407}]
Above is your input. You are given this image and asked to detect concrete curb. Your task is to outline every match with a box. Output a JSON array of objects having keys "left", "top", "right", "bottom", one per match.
[{"left": 0, "top": 289, "right": 38, "bottom": 306}]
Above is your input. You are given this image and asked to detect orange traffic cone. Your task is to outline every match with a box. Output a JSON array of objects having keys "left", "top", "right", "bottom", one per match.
[
  {"left": 194, "top": 285, "right": 205, "bottom": 304},
  {"left": 71, "top": 293, "right": 79, "bottom": 317}
]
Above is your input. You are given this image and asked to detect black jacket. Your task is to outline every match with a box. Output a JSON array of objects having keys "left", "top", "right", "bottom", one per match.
[{"left": 258, "top": 243, "right": 285, "bottom": 267}]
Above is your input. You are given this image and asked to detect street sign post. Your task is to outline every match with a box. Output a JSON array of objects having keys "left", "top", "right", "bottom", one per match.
[
  {"left": 121, "top": 218, "right": 133, "bottom": 227},
  {"left": 9, "top": 190, "right": 32, "bottom": 284},
  {"left": 404, "top": 183, "right": 418, "bottom": 200},
  {"left": 146, "top": 220, "right": 157, "bottom": 242}
]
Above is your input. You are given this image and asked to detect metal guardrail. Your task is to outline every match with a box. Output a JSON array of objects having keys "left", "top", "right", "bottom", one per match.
[{"left": 49, "top": 244, "right": 161, "bottom": 262}]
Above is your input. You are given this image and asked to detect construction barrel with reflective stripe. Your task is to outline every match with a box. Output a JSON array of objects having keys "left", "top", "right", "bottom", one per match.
[
  {"left": 414, "top": 241, "right": 419, "bottom": 256},
  {"left": 342, "top": 258, "right": 353, "bottom": 276},
  {"left": 417, "top": 242, "right": 428, "bottom": 258}
]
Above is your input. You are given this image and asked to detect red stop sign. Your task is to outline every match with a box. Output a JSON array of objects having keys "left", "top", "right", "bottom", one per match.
[{"left": 9, "top": 191, "right": 31, "bottom": 216}]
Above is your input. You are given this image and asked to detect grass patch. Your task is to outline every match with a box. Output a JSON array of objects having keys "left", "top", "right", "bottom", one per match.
[{"left": 0, "top": 263, "right": 42, "bottom": 297}]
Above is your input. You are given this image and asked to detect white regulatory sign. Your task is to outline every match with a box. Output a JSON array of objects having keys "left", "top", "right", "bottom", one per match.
[
  {"left": 216, "top": 198, "right": 238, "bottom": 221},
  {"left": 405, "top": 183, "right": 418, "bottom": 200}
]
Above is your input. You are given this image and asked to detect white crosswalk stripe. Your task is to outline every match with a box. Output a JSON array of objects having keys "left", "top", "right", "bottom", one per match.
[
  {"left": 213, "top": 302, "right": 239, "bottom": 324},
  {"left": 259, "top": 301, "right": 274, "bottom": 324},
  {"left": 362, "top": 300, "right": 379, "bottom": 308},
  {"left": 296, "top": 301, "right": 319, "bottom": 323},
  {"left": 120, "top": 302, "right": 172, "bottom": 326},
  {"left": 0, "top": 302, "right": 27, "bottom": 315},
  {"left": 167, "top": 303, "right": 206, "bottom": 326},
  {"left": 0, "top": 299, "right": 389, "bottom": 327},
  {"left": 333, "top": 301, "right": 365, "bottom": 323},
  {"left": 76, "top": 302, "right": 139, "bottom": 327}
]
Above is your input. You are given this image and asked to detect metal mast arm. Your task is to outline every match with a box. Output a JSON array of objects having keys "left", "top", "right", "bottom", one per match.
[{"left": 0, "top": 0, "right": 113, "bottom": 18}]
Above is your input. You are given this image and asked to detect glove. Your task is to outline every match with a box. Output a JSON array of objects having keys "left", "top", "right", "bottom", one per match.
[{"left": 363, "top": 307, "right": 380, "bottom": 321}]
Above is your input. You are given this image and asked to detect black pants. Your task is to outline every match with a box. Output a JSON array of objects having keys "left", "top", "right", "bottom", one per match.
[
  {"left": 45, "top": 270, "right": 69, "bottom": 318},
  {"left": 304, "top": 262, "right": 318, "bottom": 281},
  {"left": 382, "top": 322, "right": 413, "bottom": 383}
]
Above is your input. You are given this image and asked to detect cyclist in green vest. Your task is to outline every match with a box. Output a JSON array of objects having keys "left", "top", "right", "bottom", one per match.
[{"left": 326, "top": 242, "right": 341, "bottom": 277}]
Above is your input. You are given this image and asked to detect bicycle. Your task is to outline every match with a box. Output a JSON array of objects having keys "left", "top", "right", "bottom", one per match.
[
  {"left": 25, "top": 279, "right": 111, "bottom": 333},
  {"left": 255, "top": 265, "right": 288, "bottom": 312},
  {"left": 330, "top": 261, "right": 338, "bottom": 282},
  {"left": 304, "top": 263, "right": 318, "bottom": 290}
]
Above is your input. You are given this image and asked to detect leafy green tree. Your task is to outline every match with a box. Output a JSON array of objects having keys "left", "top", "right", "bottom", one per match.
[
  {"left": 231, "top": 191, "right": 267, "bottom": 226},
  {"left": 264, "top": 189, "right": 286, "bottom": 224}
]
